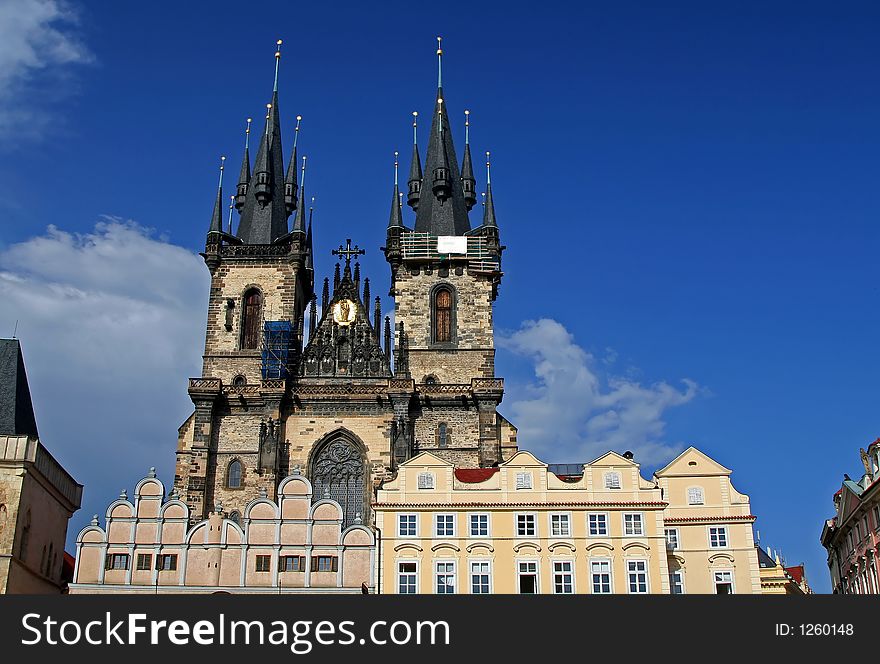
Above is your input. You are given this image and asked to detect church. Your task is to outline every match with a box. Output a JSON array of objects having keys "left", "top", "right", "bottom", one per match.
[{"left": 70, "top": 38, "right": 517, "bottom": 593}]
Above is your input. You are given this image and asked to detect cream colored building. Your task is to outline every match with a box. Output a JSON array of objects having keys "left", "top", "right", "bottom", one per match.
[
  {"left": 70, "top": 470, "right": 374, "bottom": 594},
  {"left": 374, "top": 447, "right": 761, "bottom": 594}
]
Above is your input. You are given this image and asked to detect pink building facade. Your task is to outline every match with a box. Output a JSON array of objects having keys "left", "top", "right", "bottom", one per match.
[{"left": 70, "top": 470, "right": 374, "bottom": 594}]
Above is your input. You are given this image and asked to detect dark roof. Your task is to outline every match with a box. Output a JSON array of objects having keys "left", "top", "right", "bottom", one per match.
[
  {"left": 413, "top": 88, "right": 472, "bottom": 236},
  {"left": 756, "top": 545, "right": 777, "bottom": 569},
  {"left": 236, "top": 89, "right": 290, "bottom": 244},
  {"left": 0, "top": 339, "right": 39, "bottom": 438}
]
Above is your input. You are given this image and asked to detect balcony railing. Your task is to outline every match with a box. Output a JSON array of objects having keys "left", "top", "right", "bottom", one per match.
[{"left": 400, "top": 233, "right": 500, "bottom": 273}]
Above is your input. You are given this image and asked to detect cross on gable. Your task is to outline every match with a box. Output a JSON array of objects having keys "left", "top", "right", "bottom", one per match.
[{"left": 331, "top": 238, "right": 365, "bottom": 266}]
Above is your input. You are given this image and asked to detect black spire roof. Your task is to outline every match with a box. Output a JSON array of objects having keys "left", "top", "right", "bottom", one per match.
[
  {"left": 236, "top": 89, "right": 289, "bottom": 244},
  {"left": 412, "top": 88, "right": 472, "bottom": 236},
  {"left": 0, "top": 339, "right": 39, "bottom": 438}
]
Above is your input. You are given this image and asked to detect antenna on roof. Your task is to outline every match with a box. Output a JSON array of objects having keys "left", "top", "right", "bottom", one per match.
[{"left": 12, "top": 320, "right": 18, "bottom": 338}]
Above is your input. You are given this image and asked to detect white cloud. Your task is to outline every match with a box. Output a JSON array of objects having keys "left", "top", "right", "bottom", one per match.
[
  {"left": 0, "top": 0, "right": 93, "bottom": 142},
  {"left": 498, "top": 318, "right": 700, "bottom": 466},
  {"left": 0, "top": 220, "right": 207, "bottom": 530}
]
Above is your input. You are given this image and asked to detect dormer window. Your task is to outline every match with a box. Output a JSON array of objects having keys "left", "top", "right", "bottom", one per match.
[{"left": 604, "top": 472, "right": 621, "bottom": 489}]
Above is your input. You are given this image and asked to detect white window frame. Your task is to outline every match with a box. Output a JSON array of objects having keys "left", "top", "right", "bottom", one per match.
[
  {"left": 626, "top": 558, "right": 650, "bottom": 594},
  {"left": 713, "top": 569, "right": 735, "bottom": 594},
  {"left": 604, "top": 472, "right": 622, "bottom": 489},
  {"left": 417, "top": 472, "right": 435, "bottom": 490},
  {"left": 708, "top": 526, "right": 729, "bottom": 549},
  {"left": 398, "top": 513, "right": 418, "bottom": 538},
  {"left": 434, "top": 560, "right": 456, "bottom": 595},
  {"left": 687, "top": 486, "right": 704, "bottom": 505},
  {"left": 551, "top": 559, "right": 576, "bottom": 594},
  {"left": 549, "top": 512, "right": 572, "bottom": 537},
  {"left": 623, "top": 512, "right": 644, "bottom": 537},
  {"left": 469, "top": 560, "right": 493, "bottom": 594},
  {"left": 590, "top": 558, "right": 613, "bottom": 594},
  {"left": 516, "top": 559, "right": 540, "bottom": 595},
  {"left": 873, "top": 505, "right": 880, "bottom": 531},
  {"left": 588, "top": 512, "right": 609, "bottom": 537},
  {"left": 515, "top": 472, "right": 533, "bottom": 490},
  {"left": 670, "top": 569, "right": 685, "bottom": 594},
  {"left": 435, "top": 513, "right": 455, "bottom": 538},
  {"left": 468, "top": 512, "right": 490, "bottom": 538},
  {"left": 397, "top": 560, "right": 419, "bottom": 594},
  {"left": 665, "top": 528, "right": 679, "bottom": 550},
  {"left": 515, "top": 512, "right": 538, "bottom": 538}
]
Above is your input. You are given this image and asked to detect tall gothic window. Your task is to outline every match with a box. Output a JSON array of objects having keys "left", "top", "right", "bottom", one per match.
[
  {"left": 433, "top": 287, "right": 453, "bottom": 343},
  {"left": 241, "top": 288, "right": 263, "bottom": 350},
  {"left": 310, "top": 436, "right": 366, "bottom": 529},
  {"left": 227, "top": 460, "right": 242, "bottom": 489},
  {"left": 437, "top": 423, "right": 449, "bottom": 448}
]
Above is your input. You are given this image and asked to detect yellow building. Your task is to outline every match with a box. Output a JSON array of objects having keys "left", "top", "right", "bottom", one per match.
[{"left": 374, "top": 447, "right": 761, "bottom": 594}]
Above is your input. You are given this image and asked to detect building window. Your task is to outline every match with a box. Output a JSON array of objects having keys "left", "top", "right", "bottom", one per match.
[
  {"left": 604, "top": 472, "right": 621, "bottom": 489},
  {"left": 229, "top": 510, "right": 241, "bottom": 525},
  {"left": 312, "top": 556, "right": 338, "bottom": 572},
  {"left": 665, "top": 528, "right": 679, "bottom": 550},
  {"left": 515, "top": 472, "right": 533, "bottom": 490},
  {"left": 433, "top": 287, "right": 453, "bottom": 343},
  {"left": 435, "top": 514, "right": 455, "bottom": 537},
  {"left": 553, "top": 561, "right": 575, "bottom": 594},
  {"left": 106, "top": 553, "right": 129, "bottom": 571},
  {"left": 241, "top": 288, "right": 263, "bottom": 350},
  {"left": 157, "top": 554, "right": 177, "bottom": 571},
  {"left": 255, "top": 555, "right": 271, "bottom": 572},
  {"left": 670, "top": 570, "right": 685, "bottom": 594},
  {"left": 687, "top": 487, "right": 704, "bottom": 505},
  {"left": 714, "top": 570, "right": 734, "bottom": 594},
  {"left": 436, "top": 423, "right": 449, "bottom": 448},
  {"left": 232, "top": 374, "right": 247, "bottom": 388},
  {"left": 550, "top": 513, "right": 571, "bottom": 537},
  {"left": 873, "top": 505, "right": 880, "bottom": 531},
  {"left": 398, "top": 562, "right": 418, "bottom": 594},
  {"left": 516, "top": 513, "right": 537, "bottom": 537},
  {"left": 518, "top": 561, "right": 539, "bottom": 594},
  {"left": 281, "top": 555, "right": 305, "bottom": 572},
  {"left": 469, "top": 513, "right": 489, "bottom": 537},
  {"left": 854, "top": 521, "right": 862, "bottom": 543},
  {"left": 398, "top": 514, "right": 418, "bottom": 537},
  {"left": 417, "top": 472, "right": 435, "bottom": 490},
  {"left": 470, "top": 561, "right": 491, "bottom": 594},
  {"left": 227, "top": 460, "right": 243, "bottom": 489},
  {"left": 709, "top": 526, "right": 728, "bottom": 548},
  {"left": 590, "top": 559, "right": 612, "bottom": 594},
  {"left": 136, "top": 554, "right": 152, "bottom": 571},
  {"left": 435, "top": 562, "right": 455, "bottom": 594},
  {"left": 310, "top": 436, "right": 366, "bottom": 529},
  {"left": 627, "top": 560, "right": 649, "bottom": 594},
  {"left": 588, "top": 513, "right": 608, "bottom": 536},
  {"left": 623, "top": 513, "right": 644, "bottom": 536}
]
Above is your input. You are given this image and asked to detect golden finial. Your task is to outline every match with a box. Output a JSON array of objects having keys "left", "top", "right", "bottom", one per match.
[
  {"left": 465, "top": 109, "right": 470, "bottom": 145},
  {"left": 412, "top": 111, "right": 418, "bottom": 145},
  {"left": 293, "top": 114, "right": 302, "bottom": 149},
  {"left": 481, "top": 192, "right": 486, "bottom": 206},
  {"left": 394, "top": 151, "right": 399, "bottom": 187},
  {"left": 300, "top": 155, "right": 307, "bottom": 188},
  {"left": 437, "top": 98, "right": 443, "bottom": 135},
  {"left": 486, "top": 151, "right": 491, "bottom": 185},
  {"left": 244, "top": 117, "right": 252, "bottom": 150},
  {"left": 218, "top": 155, "right": 226, "bottom": 189},
  {"left": 227, "top": 194, "right": 235, "bottom": 233},
  {"left": 273, "top": 39, "right": 283, "bottom": 91}
]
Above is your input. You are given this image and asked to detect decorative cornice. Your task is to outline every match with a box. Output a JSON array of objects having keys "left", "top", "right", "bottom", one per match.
[
  {"left": 374, "top": 501, "right": 668, "bottom": 509},
  {"left": 664, "top": 514, "right": 756, "bottom": 525}
]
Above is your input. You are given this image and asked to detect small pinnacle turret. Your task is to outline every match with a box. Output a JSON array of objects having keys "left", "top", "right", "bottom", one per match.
[
  {"left": 291, "top": 156, "right": 308, "bottom": 234},
  {"left": 284, "top": 115, "right": 302, "bottom": 216},
  {"left": 208, "top": 156, "right": 226, "bottom": 236},
  {"left": 461, "top": 110, "right": 477, "bottom": 211},
  {"left": 235, "top": 118, "right": 251, "bottom": 211}
]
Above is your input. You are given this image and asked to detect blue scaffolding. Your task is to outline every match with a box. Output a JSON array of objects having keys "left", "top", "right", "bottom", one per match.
[{"left": 261, "top": 321, "right": 293, "bottom": 379}]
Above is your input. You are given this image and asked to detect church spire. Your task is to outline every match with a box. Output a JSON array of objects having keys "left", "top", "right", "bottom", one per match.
[
  {"left": 482, "top": 151, "right": 497, "bottom": 228},
  {"left": 284, "top": 115, "right": 302, "bottom": 216},
  {"left": 305, "top": 198, "right": 315, "bottom": 270},
  {"left": 291, "top": 156, "right": 308, "bottom": 234},
  {"left": 234, "top": 118, "right": 251, "bottom": 211},
  {"left": 461, "top": 109, "right": 477, "bottom": 211},
  {"left": 388, "top": 151, "right": 404, "bottom": 228},
  {"left": 406, "top": 112, "right": 422, "bottom": 210},
  {"left": 413, "top": 37, "right": 471, "bottom": 236},
  {"left": 236, "top": 39, "right": 288, "bottom": 244},
  {"left": 208, "top": 156, "right": 226, "bottom": 236}
]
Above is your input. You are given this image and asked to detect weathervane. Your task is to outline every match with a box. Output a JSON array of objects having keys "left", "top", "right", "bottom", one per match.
[{"left": 332, "top": 238, "right": 365, "bottom": 266}]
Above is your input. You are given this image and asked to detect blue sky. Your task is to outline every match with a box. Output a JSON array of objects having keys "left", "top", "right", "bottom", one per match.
[{"left": 1, "top": 0, "right": 879, "bottom": 593}]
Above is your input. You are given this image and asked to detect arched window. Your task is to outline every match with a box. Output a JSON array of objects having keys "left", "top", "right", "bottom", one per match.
[
  {"left": 227, "top": 460, "right": 243, "bottom": 489},
  {"left": 310, "top": 436, "right": 366, "bottom": 529},
  {"left": 241, "top": 288, "right": 263, "bottom": 350},
  {"left": 229, "top": 511, "right": 241, "bottom": 525},
  {"left": 437, "top": 423, "right": 449, "bottom": 448},
  {"left": 232, "top": 374, "right": 247, "bottom": 388},
  {"left": 433, "top": 287, "right": 453, "bottom": 343},
  {"left": 19, "top": 509, "right": 31, "bottom": 561}
]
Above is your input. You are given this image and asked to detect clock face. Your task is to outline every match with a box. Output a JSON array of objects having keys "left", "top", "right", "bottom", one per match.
[{"left": 332, "top": 299, "right": 357, "bottom": 326}]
